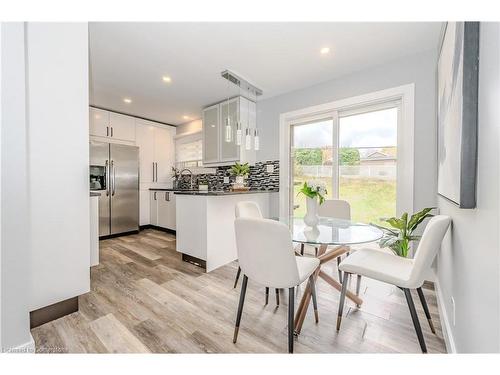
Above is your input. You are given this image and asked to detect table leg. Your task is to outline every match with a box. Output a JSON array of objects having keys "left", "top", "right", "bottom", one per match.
[
  {"left": 294, "top": 244, "right": 327, "bottom": 334},
  {"left": 319, "top": 270, "right": 363, "bottom": 306}
]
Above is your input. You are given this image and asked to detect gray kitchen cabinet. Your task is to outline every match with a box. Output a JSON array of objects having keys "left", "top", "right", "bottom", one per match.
[{"left": 202, "top": 96, "right": 256, "bottom": 166}]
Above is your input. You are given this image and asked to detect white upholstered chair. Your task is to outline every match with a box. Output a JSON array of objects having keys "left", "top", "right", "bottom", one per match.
[
  {"left": 234, "top": 201, "right": 280, "bottom": 306},
  {"left": 233, "top": 217, "right": 320, "bottom": 353},
  {"left": 314, "top": 199, "right": 361, "bottom": 293},
  {"left": 336, "top": 215, "right": 451, "bottom": 353}
]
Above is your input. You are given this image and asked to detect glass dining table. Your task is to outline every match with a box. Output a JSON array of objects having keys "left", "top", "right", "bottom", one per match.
[{"left": 278, "top": 216, "right": 383, "bottom": 334}]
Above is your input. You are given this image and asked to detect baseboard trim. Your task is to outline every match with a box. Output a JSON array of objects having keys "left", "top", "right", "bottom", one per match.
[
  {"left": 435, "top": 279, "right": 457, "bottom": 353},
  {"left": 140, "top": 224, "right": 176, "bottom": 235},
  {"left": 4, "top": 334, "right": 35, "bottom": 353},
  {"left": 30, "top": 296, "right": 79, "bottom": 329}
]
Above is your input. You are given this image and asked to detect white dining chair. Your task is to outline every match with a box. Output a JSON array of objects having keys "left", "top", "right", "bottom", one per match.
[
  {"left": 233, "top": 217, "right": 320, "bottom": 353},
  {"left": 315, "top": 199, "right": 361, "bottom": 295},
  {"left": 336, "top": 215, "right": 451, "bottom": 353},
  {"left": 234, "top": 201, "right": 280, "bottom": 306}
]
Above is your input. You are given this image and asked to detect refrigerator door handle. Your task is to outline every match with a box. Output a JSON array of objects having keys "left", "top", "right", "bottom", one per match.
[
  {"left": 111, "top": 160, "right": 116, "bottom": 196},
  {"left": 105, "top": 160, "right": 110, "bottom": 196}
]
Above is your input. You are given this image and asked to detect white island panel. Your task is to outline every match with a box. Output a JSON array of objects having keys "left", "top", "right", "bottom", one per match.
[{"left": 176, "top": 192, "right": 275, "bottom": 272}]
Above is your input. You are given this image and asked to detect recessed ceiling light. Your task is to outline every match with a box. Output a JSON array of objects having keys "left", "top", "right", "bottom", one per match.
[
  {"left": 162, "top": 76, "right": 172, "bottom": 83},
  {"left": 123, "top": 98, "right": 132, "bottom": 104},
  {"left": 320, "top": 47, "right": 330, "bottom": 55},
  {"left": 183, "top": 115, "right": 190, "bottom": 120}
]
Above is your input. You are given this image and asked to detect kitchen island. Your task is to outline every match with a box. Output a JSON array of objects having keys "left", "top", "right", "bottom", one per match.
[{"left": 175, "top": 190, "right": 278, "bottom": 272}]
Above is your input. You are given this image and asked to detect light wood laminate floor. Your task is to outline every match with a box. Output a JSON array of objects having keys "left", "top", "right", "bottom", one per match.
[{"left": 31, "top": 229, "right": 447, "bottom": 353}]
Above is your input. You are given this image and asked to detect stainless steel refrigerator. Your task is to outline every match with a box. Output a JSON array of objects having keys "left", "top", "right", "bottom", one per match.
[{"left": 90, "top": 141, "right": 139, "bottom": 237}]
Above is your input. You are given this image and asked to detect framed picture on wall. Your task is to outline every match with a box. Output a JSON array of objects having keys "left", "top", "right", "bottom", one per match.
[{"left": 437, "top": 22, "right": 479, "bottom": 209}]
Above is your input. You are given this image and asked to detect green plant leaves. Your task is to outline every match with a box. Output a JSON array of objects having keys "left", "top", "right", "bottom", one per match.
[
  {"left": 377, "top": 207, "right": 434, "bottom": 258},
  {"left": 408, "top": 207, "right": 435, "bottom": 232},
  {"left": 230, "top": 162, "right": 250, "bottom": 176}
]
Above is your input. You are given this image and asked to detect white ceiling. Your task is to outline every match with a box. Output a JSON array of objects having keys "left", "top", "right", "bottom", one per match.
[{"left": 89, "top": 22, "right": 442, "bottom": 125}]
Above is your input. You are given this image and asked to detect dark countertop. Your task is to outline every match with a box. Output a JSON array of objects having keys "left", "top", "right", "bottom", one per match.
[
  {"left": 174, "top": 189, "right": 279, "bottom": 196},
  {"left": 149, "top": 188, "right": 192, "bottom": 191},
  {"left": 90, "top": 191, "right": 101, "bottom": 197}
]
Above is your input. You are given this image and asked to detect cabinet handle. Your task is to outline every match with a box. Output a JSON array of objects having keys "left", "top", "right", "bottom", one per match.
[
  {"left": 111, "top": 127, "right": 113, "bottom": 137},
  {"left": 167, "top": 192, "right": 170, "bottom": 201},
  {"left": 155, "top": 162, "right": 158, "bottom": 182},
  {"left": 165, "top": 192, "right": 168, "bottom": 201},
  {"left": 154, "top": 191, "right": 157, "bottom": 200},
  {"left": 106, "top": 126, "right": 109, "bottom": 137},
  {"left": 152, "top": 162, "right": 155, "bottom": 182}
]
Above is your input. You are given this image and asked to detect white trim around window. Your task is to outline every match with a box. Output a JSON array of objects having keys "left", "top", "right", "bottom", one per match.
[{"left": 279, "top": 83, "right": 415, "bottom": 218}]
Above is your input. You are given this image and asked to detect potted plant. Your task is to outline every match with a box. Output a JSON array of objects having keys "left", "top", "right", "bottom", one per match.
[
  {"left": 230, "top": 162, "right": 250, "bottom": 188},
  {"left": 298, "top": 180, "right": 327, "bottom": 227},
  {"left": 373, "top": 207, "right": 435, "bottom": 257}
]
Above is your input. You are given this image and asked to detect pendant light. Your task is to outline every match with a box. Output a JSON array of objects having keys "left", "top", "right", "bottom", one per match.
[
  {"left": 253, "top": 91, "right": 260, "bottom": 151},
  {"left": 236, "top": 86, "right": 242, "bottom": 146},
  {"left": 224, "top": 76, "right": 232, "bottom": 143},
  {"left": 245, "top": 92, "right": 252, "bottom": 150}
]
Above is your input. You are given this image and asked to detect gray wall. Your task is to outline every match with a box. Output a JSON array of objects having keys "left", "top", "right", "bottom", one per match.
[
  {"left": 436, "top": 23, "right": 500, "bottom": 353},
  {"left": 256, "top": 49, "right": 438, "bottom": 211}
]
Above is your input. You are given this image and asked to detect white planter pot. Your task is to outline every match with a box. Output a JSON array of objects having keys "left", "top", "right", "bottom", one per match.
[
  {"left": 235, "top": 175, "right": 245, "bottom": 187},
  {"left": 304, "top": 197, "right": 319, "bottom": 227}
]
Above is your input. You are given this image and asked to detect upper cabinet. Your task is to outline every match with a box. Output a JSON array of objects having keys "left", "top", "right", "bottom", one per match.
[
  {"left": 89, "top": 107, "right": 135, "bottom": 142},
  {"left": 135, "top": 119, "right": 175, "bottom": 185},
  {"left": 202, "top": 96, "right": 256, "bottom": 166}
]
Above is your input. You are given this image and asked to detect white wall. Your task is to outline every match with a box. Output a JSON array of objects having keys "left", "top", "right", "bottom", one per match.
[
  {"left": 176, "top": 118, "right": 202, "bottom": 137},
  {"left": 436, "top": 23, "right": 500, "bottom": 353},
  {"left": 0, "top": 23, "right": 33, "bottom": 351},
  {"left": 257, "top": 50, "right": 438, "bottom": 211},
  {"left": 27, "top": 23, "right": 91, "bottom": 310}
]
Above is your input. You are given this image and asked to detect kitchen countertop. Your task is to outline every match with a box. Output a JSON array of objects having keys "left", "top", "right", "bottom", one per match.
[{"left": 174, "top": 189, "right": 279, "bottom": 196}]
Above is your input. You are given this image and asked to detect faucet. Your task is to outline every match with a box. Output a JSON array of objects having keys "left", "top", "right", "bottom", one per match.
[{"left": 179, "top": 168, "right": 194, "bottom": 190}]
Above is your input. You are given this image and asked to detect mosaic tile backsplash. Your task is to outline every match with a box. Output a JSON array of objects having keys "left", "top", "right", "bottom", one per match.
[{"left": 177, "top": 160, "right": 279, "bottom": 191}]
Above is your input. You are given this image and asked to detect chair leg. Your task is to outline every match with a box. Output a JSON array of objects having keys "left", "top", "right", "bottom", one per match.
[
  {"left": 300, "top": 243, "right": 304, "bottom": 256},
  {"left": 288, "top": 287, "right": 295, "bottom": 353},
  {"left": 309, "top": 275, "right": 319, "bottom": 323},
  {"left": 275, "top": 288, "right": 280, "bottom": 306},
  {"left": 403, "top": 288, "right": 427, "bottom": 353},
  {"left": 336, "top": 272, "right": 350, "bottom": 331},
  {"left": 233, "top": 266, "right": 241, "bottom": 289},
  {"left": 337, "top": 256, "right": 343, "bottom": 282},
  {"left": 355, "top": 274, "right": 362, "bottom": 307},
  {"left": 417, "top": 287, "right": 436, "bottom": 334},
  {"left": 265, "top": 287, "right": 269, "bottom": 305},
  {"left": 233, "top": 275, "right": 248, "bottom": 343}
]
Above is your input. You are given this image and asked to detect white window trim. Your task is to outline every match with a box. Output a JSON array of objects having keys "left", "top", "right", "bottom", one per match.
[{"left": 279, "top": 83, "right": 415, "bottom": 218}]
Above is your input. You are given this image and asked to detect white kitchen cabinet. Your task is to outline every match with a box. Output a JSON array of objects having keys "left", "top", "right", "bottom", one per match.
[
  {"left": 155, "top": 126, "right": 175, "bottom": 184},
  {"left": 109, "top": 112, "right": 135, "bottom": 142},
  {"left": 136, "top": 121, "right": 156, "bottom": 184},
  {"left": 89, "top": 107, "right": 110, "bottom": 138},
  {"left": 157, "top": 191, "right": 176, "bottom": 230},
  {"left": 150, "top": 190, "right": 159, "bottom": 226},
  {"left": 136, "top": 119, "right": 175, "bottom": 185},
  {"left": 150, "top": 190, "right": 176, "bottom": 231},
  {"left": 202, "top": 96, "right": 256, "bottom": 166},
  {"left": 89, "top": 107, "right": 136, "bottom": 142}
]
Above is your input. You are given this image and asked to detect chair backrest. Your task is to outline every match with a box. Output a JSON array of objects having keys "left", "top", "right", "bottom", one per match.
[
  {"left": 235, "top": 201, "right": 263, "bottom": 219},
  {"left": 408, "top": 215, "right": 451, "bottom": 286},
  {"left": 234, "top": 218, "right": 300, "bottom": 288},
  {"left": 318, "top": 199, "right": 351, "bottom": 220}
]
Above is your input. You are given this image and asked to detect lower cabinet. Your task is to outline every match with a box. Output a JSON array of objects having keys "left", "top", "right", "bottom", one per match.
[{"left": 150, "top": 190, "right": 176, "bottom": 231}]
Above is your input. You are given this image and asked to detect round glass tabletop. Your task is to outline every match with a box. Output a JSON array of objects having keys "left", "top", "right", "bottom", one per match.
[{"left": 278, "top": 216, "right": 384, "bottom": 246}]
